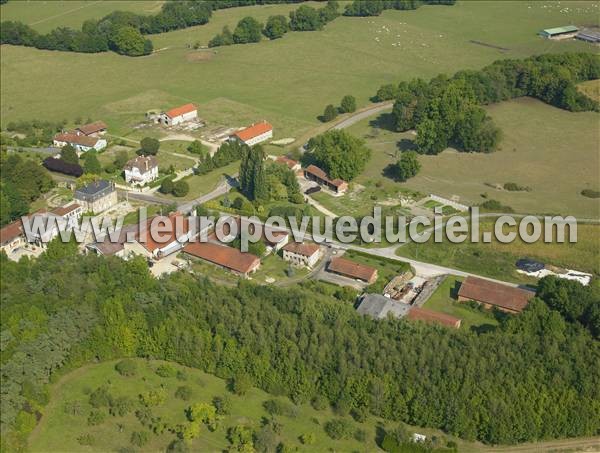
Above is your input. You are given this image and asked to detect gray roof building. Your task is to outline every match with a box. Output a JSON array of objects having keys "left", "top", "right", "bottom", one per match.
[
  {"left": 75, "top": 180, "right": 115, "bottom": 203},
  {"left": 356, "top": 294, "right": 410, "bottom": 320}
]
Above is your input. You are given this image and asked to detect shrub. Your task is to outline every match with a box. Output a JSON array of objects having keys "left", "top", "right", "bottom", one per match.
[
  {"left": 109, "top": 396, "right": 135, "bottom": 417},
  {"left": 340, "top": 95, "right": 357, "bottom": 113},
  {"left": 212, "top": 395, "right": 232, "bottom": 415},
  {"left": 351, "top": 406, "right": 368, "bottom": 423},
  {"left": 139, "top": 137, "right": 160, "bottom": 155},
  {"left": 299, "top": 432, "right": 316, "bottom": 445},
  {"left": 130, "top": 430, "right": 149, "bottom": 447},
  {"left": 77, "top": 434, "right": 95, "bottom": 446},
  {"left": 176, "top": 370, "right": 188, "bottom": 381},
  {"left": 354, "top": 428, "right": 367, "bottom": 442},
  {"left": 311, "top": 395, "right": 328, "bottom": 411},
  {"left": 324, "top": 418, "right": 354, "bottom": 440},
  {"left": 155, "top": 364, "right": 177, "bottom": 378},
  {"left": 175, "top": 386, "right": 193, "bottom": 401},
  {"left": 87, "top": 409, "right": 106, "bottom": 426},
  {"left": 581, "top": 189, "right": 600, "bottom": 199},
  {"left": 480, "top": 199, "right": 514, "bottom": 213},
  {"left": 230, "top": 373, "right": 252, "bottom": 396},
  {"left": 503, "top": 182, "right": 530, "bottom": 192},
  {"left": 139, "top": 388, "right": 166, "bottom": 407},
  {"left": 160, "top": 178, "right": 174, "bottom": 194},
  {"left": 263, "top": 399, "right": 298, "bottom": 418},
  {"left": 89, "top": 386, "right": 112, "bottom": 408},
  {"left": 115, "top": 359, "right": 137, "bottom": 377},
  {"left": 322, "top": 104, "right": 338, "bottom": 122},
  {"left": 172, "top": 180, "right": 189, "bottom": 197}
]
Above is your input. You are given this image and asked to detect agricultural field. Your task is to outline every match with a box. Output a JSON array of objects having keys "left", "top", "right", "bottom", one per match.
[
  {"left": 345, "top": 98, "right": 600, "bottom": 218},
  {"left": 1, "top": 1, "right": 597, "bottom": 141},
  {"left": 397, "top": 221, "right": 600, "bottom": 283},
  {"left": 422, "top": 276, "right": 501, "bottom": 331},
  {"left": 29, "top": 359, "right": 478, "bottom": 453}
]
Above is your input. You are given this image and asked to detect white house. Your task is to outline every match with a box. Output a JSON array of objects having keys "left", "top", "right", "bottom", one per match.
[
  {"left": 53, "top": 132, "right": 107, "bottom": 152},
  {"left": 232, "top": 121, "right": 273, "bottom": 146},
  {"left": 160, "top": 103, "right": 197, "bottom": 127},
  {"left": 51, "top": 203, "right": 83, "bottom": 229},
  {"left": 123, "top": 155, "right": 159, "bottom": 186},
  {"left": 282, "top": 242, "right": 322, "bottom": 268}
]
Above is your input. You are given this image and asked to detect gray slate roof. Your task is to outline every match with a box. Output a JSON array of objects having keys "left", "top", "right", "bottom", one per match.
[{"left": 356, "top": 294, "right": 410, "bottom": 320}]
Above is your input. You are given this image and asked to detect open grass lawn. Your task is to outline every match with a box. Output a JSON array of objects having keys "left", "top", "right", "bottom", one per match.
[
  {"left": 28, "top": 358, "right": 482, "bottom": 452},
  {"left": 2, "top": 2, "right": 597, "bottom": 139},
  {"left": 347, "top": 98, "right": 600, "bottom": 218},
  {"left": 423, "top": 276, "right": 500, "bottom": 331},
  {"left": 397, "top": 221, "right": 600, "bottom": 284},
  {"left": 250, "top": 253, "right": 310, "bottom": 285},
  {"left": 578, "top": 79, "right": 600, "bottom": 103}
]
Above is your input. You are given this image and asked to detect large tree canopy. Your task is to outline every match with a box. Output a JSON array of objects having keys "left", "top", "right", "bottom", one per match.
[{"left": 308, "top": 129, "right": 371, "bottom": 181}]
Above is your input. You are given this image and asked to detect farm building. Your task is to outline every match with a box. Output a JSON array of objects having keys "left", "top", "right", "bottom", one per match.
[
  {"left": 0, "top": 219, "right": 26, "bottom": 257},
  {"left": 183, "top": 241, "right": 261, "bottom": 277},
  {"left": 86, "top": 225, "right": 139, "bottom": 258},
  {"left": 132, "top": 212, "right": 194, "bottom": 259},
  {"left": 576, "top": 29, "right": 600, "bottom": 43},
  {"left": 76, "top": 121, "right": 107, "bottom": 137},
  {"left": 53, "top": 132, "right": 107, "bottom": 152},
  {"left": 160, "top": 103, "right": 197, "bottom": 127},
  {"left": 74, "top": 180, "right": 117, "bottom": 213},
  {"left": 406, "top": 307, "right": 461, "bottom": 329},
  {"left": 356, "top": 293, "right": 410, "bottom": 319},
  {"left": 282, "top": 242, "right": 322, "bottom": 268},
  {"left": 457, "top": 276, "right": 534, "bottom": 314},
  {"left": 538, "top": 25, "right": 579, "bottom": 40},
  {"left": 232, "top": 121, "right": 273, "bottom": 146},
  {"left": 124, "top": 155, "right": 159, "bottom": 186},
  {"left": 304, "top": 165, "right": 348, "bottom": 195},
  {"left": 275, "top": 156, "right": 301, "bottom": 172},
  {"left": 327, "top": 257, "right": 377, "bottom": 283}
]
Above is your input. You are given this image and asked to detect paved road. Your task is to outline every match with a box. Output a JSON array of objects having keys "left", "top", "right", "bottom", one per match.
[
  {"left": 178, "top": 174, "right": 238, "bottom": 214},
  {"left": 332, "top": 101, "right": 393, "bottom": 130}
]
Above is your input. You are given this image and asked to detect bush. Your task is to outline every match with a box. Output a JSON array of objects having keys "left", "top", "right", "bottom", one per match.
[
  {"left": 176, "top": 370, "right": 188, "bottom": 381},
  {"left": 581, "top": 189, "right": 600, "bottom": 199},
  {"left": 503, "top": 182, "right": 530, "bottom": 192},
  {"left": 233, "top": 17, "right": 263, "bottom": 44},
  {"left": 175, "top": 386, "right": 193, "bottom": 401},
  {"left": 480, "top": 199, "right": 514, "bottom": 213},
  {"left": 322, "top": 104, "right": 338, "bottom": 122},
  {"left": 187, "top": 140, "right": 206, "bottom": 155},
  {"left": 155, "top": 364, "right": 177, "bottom": 378},
  {"left": 139, "top": 137, "right": 160, "bottom": 156},
  {"left": 87, "top": 409, "right": 106, "bottom": 426},
  {"left": 212, "top": 395, "right": 232, "bottom": 415},
  {"left": 263, "top": 399, "right": 298, "bottom": 418},
  {"left": 351, "top": 406, "right": 368, "bottom": 423},
  {"left": 130, "top": 430, "right": 149, "bottom": 447},
  {"left": 263, "top": 15, "right": 289, "bottom": 40},
  {"left": 324, "top": 418, "right": 354, "bottom": 440},
  {"left": 160, "top": 178, "right": 174, "bottom": 194},
  {"left": 139, "top": 388, "right": 166, "bottom": 407},
  {"left": 109, "top": 396, "right": 135, "bottom": 417},
  {"left": 230, "top": 373, "right": 252, "bottom": 396},
  {"left": 299, "top": 432, "right": 316, "bottom": 445},
  {"left": 77, "top": 434, "right": 95, "bottom": 446},
  {"left": 340, "top": 95, "right": 357, "bottom": 113},
  {"left": 311, "top": 395, "right": 329, "bottom": 411},
  {"left": 115, "top": 359, "right": 137, "bottom": 377},
  {"left": 89, "top": 386, "right": 112, "bottom": 408},
  {"left": 172, "top": 180, "right": 189, "bottom": 197}
]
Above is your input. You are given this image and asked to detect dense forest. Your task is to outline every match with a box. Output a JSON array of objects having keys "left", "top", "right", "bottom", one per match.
[
  {"left": 379, "top": 53, "right": 600, "bottom": 154},
  {"left": 1, "top": 244, "right": 599, "bottom": 451},
  {"left": 344, "top": 0, "right": 455, "bottom": 17}
]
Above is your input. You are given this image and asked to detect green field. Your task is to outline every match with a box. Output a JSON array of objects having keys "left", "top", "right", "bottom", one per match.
[
  {"left": 423, "top": 276, "right": 500, "bottom": 331},
  {"left": 397, "top": 221, "right": 600, "bottom": 283},
  {"left": 1, "top": 1, "right": 597, "bottom": 141},
  {"left": 346, "top": 98, "right": 600, "bottom": 218},
  {"left": 29, "top": 359, "right": 478, "bottom": 452}
]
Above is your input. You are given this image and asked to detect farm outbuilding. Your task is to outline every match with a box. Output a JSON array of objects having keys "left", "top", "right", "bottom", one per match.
[
  {"left": 576, "top": 29, "right": 600, "bottom": 44},
  {"left": 538, "top": 25, "right": 579, "bottom": 40}
]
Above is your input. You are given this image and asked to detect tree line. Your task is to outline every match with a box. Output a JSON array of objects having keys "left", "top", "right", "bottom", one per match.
[
  {"left": 209, "top": 1, "right": 340, "bottom": 47},
  {"left": 1, "top": 246, "right": 599, "bottom": 451},
  {"left": 0, "top": 0, "right": 307, "bottom": 56},
  {"left": 376, "top": 53, "right": 599, "bottom": 155},
  {"left": 343, "top": 0, "right": 455, "bottom": 17}
]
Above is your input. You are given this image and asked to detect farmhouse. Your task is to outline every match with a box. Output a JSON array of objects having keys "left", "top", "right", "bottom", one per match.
[
  {"left": 406, "top": 307, "right": 461, "bottom": 329},
  {"left": 304, "top": 165, "right": 348, "bottom": 195},
  {"left": 124, "top": 155, "right": 159, "bottom": 186},
  {"left": 576, "top": 29, "right": 600, "bottom": 44},
  {"left": 457, "top": 276, "right": 534, "bottom": 314},
  {"left": 76, "top": 121, "right": 107, "bottom": 137},
  {"left": 327, "top": 257, "right": 377, "bottom": 283},
  {"left": 282, "top": 242, "right": 322, "bottom": 268},
  {"left": 74, "top": 180, "right": 117, "bottom": 213},
  {"left": 51, "top": 203, "right": 83, "bottom": 229},
  {"left": 220, "top": 216, "right": 289, "bottom": 253},
  {"left": 0, "top": 219, "right": 26, "bottom": 257},
  {"left": 538, "top": 25, "right": 579, "bottom": 40},
  {"left": 356, "top": 294, "right": 410, "bottom": 319},
  {"left": 160, "top": 103, "right": 197, "bottom": 127},
  {"left": 183, "top": 241, "right": 261, "bottom": 277},
  {"left": 53, "top": 132, "right": 107, "bottom": 152},
  {"left": 133, "top": 212, "right": 194, "bottom": 259},
  {"left": 87, "top": 225, "right": 138, "bottom": 258},
  {"left": 275, "top": 156, "right": 301, "bottom": 172},
  {"left": 232, "top": 121, "right": 273, "bottom": 146}
]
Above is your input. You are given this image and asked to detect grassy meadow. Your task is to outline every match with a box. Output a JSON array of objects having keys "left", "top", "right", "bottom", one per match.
[
  {"left": 29, "top": 358, "right": 480, "bottom": 453},
  {"left": 1, "top": 1, "right": 597, "bottom": 141},
  {"left": 346, "top": 98, "right": 600, "bottom": 218}
]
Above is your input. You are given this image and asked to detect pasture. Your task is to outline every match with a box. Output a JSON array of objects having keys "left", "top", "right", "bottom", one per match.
[
  {"left": 28, "top": 358, "right": 478, "bottom": 452},
  {"left": 346, "top": 98, "right": 600, "bottom": 218},
  {"left": 1, "top": 1, "right": 597, "bottom": 140}
]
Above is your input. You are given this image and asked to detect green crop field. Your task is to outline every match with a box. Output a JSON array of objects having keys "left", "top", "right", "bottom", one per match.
[
  {"left": 28, "top": 358, "right": 480, "bottom": 453},
  {"left": 346, "top": 98, "right": 600, "bottom": 218},
  {"left": 1, "top": 1, "right": 597, "bottom": 141}
]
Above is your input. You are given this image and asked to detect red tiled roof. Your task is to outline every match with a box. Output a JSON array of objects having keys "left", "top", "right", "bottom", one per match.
[
  {"left": 136, "top": 212, "right": 190, "bottom": 253},
  {"left": 328, "top": 257, "right": 377, "bottom": 282},
  {"left": 283, "top": 241, "right": 320, "bottom": 257},
  {"left": 407, "top": 307, "right": 461, "bottom": 328},
  {"left": 165, "top": 103, "right": 196, "bottom": 119},
  {"left": 458, "top": 276, "right": 533, "bottom": 313},
  {"left": 51, "top": 203, "right": 81, "bottom": 217},
  {"left": 275, "top": 156, "right": 299, "bottom": 169},
  {"left": 305, "top": 165, "right": 347, "bottom": 188},
  {"left": 54, "top": 132, "right": 100, "bottom": 148},
  {"left": 76, "top": 121, "right": 107, "bottom": 136},
  {"left": 235, "top": 121, "right": 273, "bottom": 142},
  {"left": 0, "top": 219, "right": 25, "bottom": 246},
  {"left": 184, "top": 241, "right": 260, "bottom": 274}
]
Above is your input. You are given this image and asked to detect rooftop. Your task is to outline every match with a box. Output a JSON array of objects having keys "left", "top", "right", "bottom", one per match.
[
  {"left": 275, "top": 156, "right": 300, "bottom": 170},
  {"left": 0, "top": 219, "right": 25, "bottom": 246},
  {"left": 283, "top": 241, "right": 320, "bottom": 257},
  {"left": 457, "top": 276, "right": 534, "bottom": 313},
  {"left": 136, "top": 212, "right": 190, "bottom": 253},
  {"left": 124, "top": 155, "right": 158, "bottom": 173},
  {"left": 407, "top": 307, "right": 461, "bottom": 328},
  {"left": 51, "top": 203, "right": 81, "bottom": 217},
  {"left": 183, "top": 241, "right": 260, "bottom": 274},
  {"left": 76, "top": 121, "right": 107, "bottom": 136},
  {"left": 54, "top": 132, "right": 101, "bottom": 148},
  {"left": 540, "top": 25, "right": 578, "bottom": 35},
  {"left": 165, "top": 103, "right": 197, "bottom": 119},
  {"left": 235, "top": 121, "right": 273, "bottom": 142},
  {"left": 75, "top": 180, "right": 113, "bottom": 197},
  {"left": 328, "top": 257, "right": 377, "bottom": 282},
  {"left": 356, "top": 294, "right": 410, "bottom": 319},
  {"left": 305, "top": 164, "right": 347, "bottom": 188}
]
